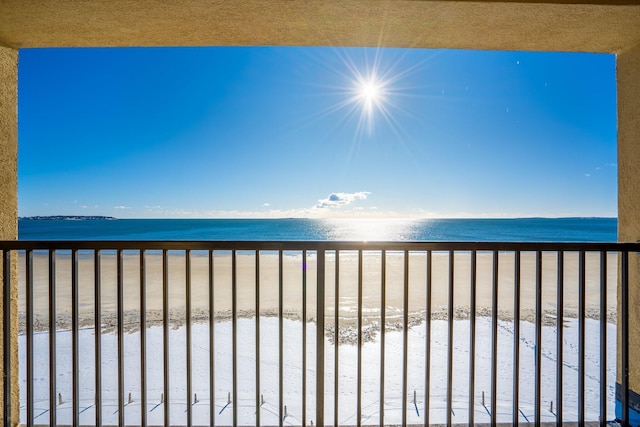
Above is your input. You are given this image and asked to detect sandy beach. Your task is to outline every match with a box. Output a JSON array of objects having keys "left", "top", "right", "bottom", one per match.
[
  {"left": 15, "top": 250, "right": 619, "bottom": 424},
  {"left": 17, "top": 250, "right": 618, "bottom": 336}
]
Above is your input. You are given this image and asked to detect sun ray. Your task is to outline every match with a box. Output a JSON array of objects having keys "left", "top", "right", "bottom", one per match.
[{"left": 284, "top": 47, "right": 442, "bottom": 155}]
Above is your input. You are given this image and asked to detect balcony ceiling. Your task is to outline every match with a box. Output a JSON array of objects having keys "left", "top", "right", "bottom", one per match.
[{"left": 0, "top": 1, "right": 640, "bottom": 53}]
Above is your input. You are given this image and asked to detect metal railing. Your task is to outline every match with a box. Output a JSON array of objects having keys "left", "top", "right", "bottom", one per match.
[{"left": 0, "top": 240, "right": 635, "bottom": 427}]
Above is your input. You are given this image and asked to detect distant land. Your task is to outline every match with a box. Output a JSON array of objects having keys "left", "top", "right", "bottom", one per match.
[{"left": 20, "top": 215, "right": 117, "bottom": 220}]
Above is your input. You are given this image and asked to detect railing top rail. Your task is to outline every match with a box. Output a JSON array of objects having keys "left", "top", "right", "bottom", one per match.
[{"left": 0, "top": 240, "right": 636, "bottom": 252}]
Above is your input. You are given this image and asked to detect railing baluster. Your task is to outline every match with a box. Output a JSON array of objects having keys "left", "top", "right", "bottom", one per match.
[
  {"left": 491, "top": 250, "right": 498, "bottom": 427},
  {"left": 447, "top": 250, "right": 454, "bottom": 427},
  {"left": 599, "top": 251, "right": 607, "bottom": 427},
  {"left": 278, "top": 250, "right": 283, "bottom": 427},
  {"left": 316, "top": 249, "right": 326, "bottom": 427},
  {"left": 402, "top": 250, "right": 410, "bottom": 427},
  {"left": 95, "top": 250, "right": 102, "bottom": 427},
  {"left": 186, "top": 250, "right": 193, "bottom": 427},
  {"left": 26, "top": 249, "right": 33, "bottom": 427},
  {"left": 302, "top": 250, "right": 307, "bottom": 427},
  {"left": 469, "top": 250, "right": 477, "bottom": 427},
  {"left": 578, "top": 250, "right": 586, "bottom": 427},
  {"left": 513, "top": 251, "right": 521, "bottom": 427},
  {"left": 2, "top": 250, "right": 11, "bottom": 427},
  {"left": 425, "top": 250, "right": 432, "bottom": 427},
  {"left": 233, "top": 250, "right": 239, "bottom": 427},
  {"left": 334, "top": 250, "right": 339, "bottom": 427},
  {"left": 117, "top": 249, "right": 124, "bottom": 427},
  {"left": 209, "top": 250, "right": 215, "bottom": 427},
  {"left": 357, "top": 250, "right": 363, "bottom": 427},
  {"left": 72, "top": 249, "right": 79, "bottom": 427},
  {"left": 380, "top": 250, "right": 386, "bottom": 427},
  {"left": 163, "top": 249, "right": 170, "bottom": 426},
  {"left": 535, "top": 251, "right": 542, "bottom": 427},
  {"left": 140, "top": 250, "right": 147, "bottom": 427},
  {"left": 556, "top": 251, "right": 564, "bottom": 427},
  {"left": 256, "top": 251, "right": 261, "bottom": 427},
  {"left": 621, "top": 250, "right": 629, "bottom": 427},
  {"left": 49, "top": 250, "right": 57, "bottom": 427}
]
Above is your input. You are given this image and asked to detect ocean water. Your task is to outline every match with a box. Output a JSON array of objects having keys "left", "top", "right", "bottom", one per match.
[{"left": 18, "top": 217, "right": 617, "bottom": 242}]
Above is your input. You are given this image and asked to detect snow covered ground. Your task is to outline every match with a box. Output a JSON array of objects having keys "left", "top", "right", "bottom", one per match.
[{"left": 19, "top": 316, "right": 616, "bottom": 425}]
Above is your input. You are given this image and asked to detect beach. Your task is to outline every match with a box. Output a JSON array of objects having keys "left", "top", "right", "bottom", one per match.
[
  {"left": 17, "top": 250, "right": 618, "bottom": 336},
  {"left": 14, "top": 247, "right": 619, "bottom": 424}
]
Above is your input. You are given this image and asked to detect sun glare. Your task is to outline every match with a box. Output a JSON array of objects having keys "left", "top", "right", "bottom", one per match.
[
  {"left": 301, "top": 48, "right": 429, "bottom": 143},
  {"left": 323, "top": 218, "right": 419, "bottom": 241},
  {"left": 354, "top": 74, "right": 386, "bottom": 119},
  {"left": 359, "top": 78, "right": 382, "bottom": 108}
]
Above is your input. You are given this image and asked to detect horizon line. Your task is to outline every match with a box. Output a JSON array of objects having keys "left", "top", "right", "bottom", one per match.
[{"left": 19, "top": 215, "right": 618, "bottom": 220}]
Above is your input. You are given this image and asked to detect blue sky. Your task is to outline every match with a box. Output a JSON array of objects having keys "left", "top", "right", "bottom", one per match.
[{"left": 18, "top": 47, "right": 617, "bottom": 218}]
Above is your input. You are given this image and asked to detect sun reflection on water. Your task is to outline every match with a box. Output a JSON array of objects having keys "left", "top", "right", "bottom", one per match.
[{"left": 319, "top": 218, "right": 421, "bottom": 241}]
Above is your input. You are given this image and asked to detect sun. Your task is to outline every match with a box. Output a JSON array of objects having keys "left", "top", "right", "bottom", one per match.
[
  {"left": 359, "top": 78, "right": 382, "bottom": 108},
  {"left": 352, "top": 73, "right": 389, "bottom": 134},
  {"left": 357, "top": 76, "right": 385, "bottom": 117},
  {"left": 301, "top": 48, "right": 425, "bottom": 141}
]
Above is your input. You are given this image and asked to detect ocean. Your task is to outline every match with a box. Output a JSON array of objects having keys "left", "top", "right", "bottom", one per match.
[{"left": 18, "top": 217, "right": 617, "bottom": 242}]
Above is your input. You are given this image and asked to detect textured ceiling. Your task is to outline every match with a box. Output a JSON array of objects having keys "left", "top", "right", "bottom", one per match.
[{"left": 1, "top": 1, "right": 639, "bottom": 53}]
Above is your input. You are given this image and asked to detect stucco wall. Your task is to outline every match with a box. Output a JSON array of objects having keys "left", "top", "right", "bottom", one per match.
[
  {"left": 618, "top": 51, "right": 640, "bottom": 243},
  {"left": 0, "top": 48, "right": 18, "bottom": 239},
  {"left": 618, "top": 43, "right": 640, "bottom": 396},
  {"left": 1, "top": 1, "right": 640, "bottom": 53},
  {"left": 0, "top": 45, "right": 18, "bottom": 427}
]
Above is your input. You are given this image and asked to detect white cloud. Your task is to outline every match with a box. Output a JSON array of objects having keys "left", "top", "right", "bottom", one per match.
[
  {"left": 315, "top": 192, "right": 371, "bottom": 209},
  {"left": 263, "top": 203, "right": 270, "bottom": 207},
  {"left": 113, "top": 205, "right": 129, "bottom": 210}
]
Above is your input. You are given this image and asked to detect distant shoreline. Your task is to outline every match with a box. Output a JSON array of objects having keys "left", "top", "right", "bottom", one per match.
[{"left": 19, "top": 215, "right": 117, "bottom": 220}]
